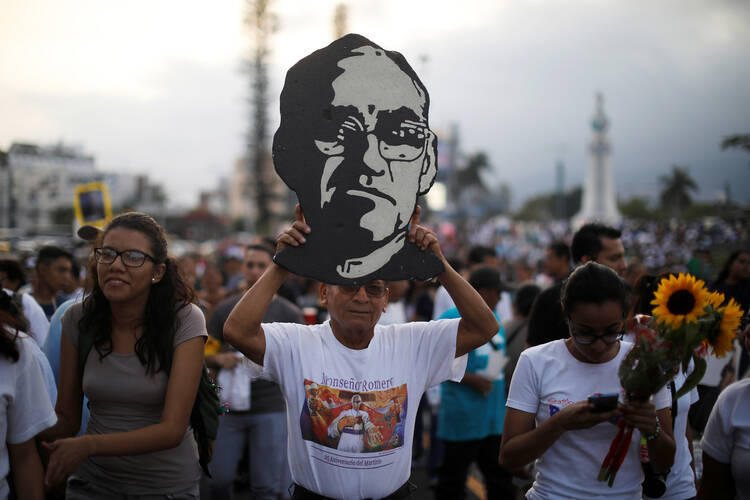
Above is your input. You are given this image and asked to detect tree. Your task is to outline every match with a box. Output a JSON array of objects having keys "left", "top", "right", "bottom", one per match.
[
  {"left": 457, "top": 152, "right": 490, "bottom": 191},
  {"left": 659, "top": 166, "right": 698, "bottom": 217},
  {"left": 618, "top": 196, "right": 653, "bottom": 220},
  {"left": 514, "top": 186, "right": 581, "bottom": 221},
  {"left": 721, "top": 134, "right": 750, "bottom": 167}
]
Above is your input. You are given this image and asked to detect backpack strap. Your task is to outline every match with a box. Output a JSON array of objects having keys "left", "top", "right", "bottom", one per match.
[{"left": 669, "top": 380, "right": 677, "bottom": 428}]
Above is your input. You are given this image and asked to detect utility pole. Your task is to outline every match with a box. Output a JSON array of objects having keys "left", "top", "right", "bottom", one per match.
[
  {"left": 333, "top": 4, "right": 347, "bottom": 39},
  {"left": 244, "top": 0, "right": 276, "bottom": 233}
]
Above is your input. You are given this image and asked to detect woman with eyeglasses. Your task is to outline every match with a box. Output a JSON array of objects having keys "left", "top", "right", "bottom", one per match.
[
  {"left": 37, "top": 212, "right": 207, "bottom": 499},
  {"left": 499, "top": 262, "right": 675, "bottom": 499}
]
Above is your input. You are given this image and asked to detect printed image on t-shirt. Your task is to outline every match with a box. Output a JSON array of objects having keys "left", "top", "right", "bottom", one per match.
[{"left": 300, "top": 379, "right": 408, "bottom": 453}]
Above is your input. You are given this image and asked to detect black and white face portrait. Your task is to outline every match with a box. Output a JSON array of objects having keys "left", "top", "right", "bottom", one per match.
[{"left": 273, "top": 34, "right": 443, "bottom": 285}]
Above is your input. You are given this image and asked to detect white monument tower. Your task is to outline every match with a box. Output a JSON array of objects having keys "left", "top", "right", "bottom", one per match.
[{"left": 573, "top": 93, "right": 621, "bottom": 227}]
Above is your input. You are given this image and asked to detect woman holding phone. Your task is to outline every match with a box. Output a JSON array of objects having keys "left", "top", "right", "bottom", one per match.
[{"left": 499, "top": 262, "right": 675, "bottom": 499}]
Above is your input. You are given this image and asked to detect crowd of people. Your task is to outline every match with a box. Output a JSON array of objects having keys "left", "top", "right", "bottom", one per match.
[{"left": 1, "top": 208, "right": 748, "bottom": 500}]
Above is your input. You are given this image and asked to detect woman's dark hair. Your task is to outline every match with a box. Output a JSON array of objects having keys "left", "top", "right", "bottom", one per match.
[
  {"left": 0, "top": 259, "right": 27, "bottom": 289},
  {"left": 715, "top": 249, "right": 750, "bottom": 285},
  {"left": 0, "top": 300, "right": 20, "bottom": 362},
  {"left": 80, "top": 212, "right": 196, "bottom": 374},
  {"left": 0, "top": 288, "right": 26, "bottom": 333},
  {"left": 562, "top": 262, "right": 630, "bottom": 316}
]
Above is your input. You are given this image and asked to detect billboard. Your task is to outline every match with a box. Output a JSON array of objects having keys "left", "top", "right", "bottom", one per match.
[{"left": 73, "top": 181, "right": 112, "bottom": 227}]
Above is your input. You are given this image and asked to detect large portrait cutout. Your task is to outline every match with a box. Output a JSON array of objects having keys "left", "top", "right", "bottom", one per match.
[{"left": 273, "top": 34, "right": 444, "bottom": 285}]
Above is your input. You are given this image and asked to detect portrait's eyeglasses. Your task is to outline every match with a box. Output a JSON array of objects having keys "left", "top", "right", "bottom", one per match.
[
  {"left": 317, "top": 114, "right": 431, "bottom": 162},
  {"left": 94, "top": 247, "right": 155, "bottom": 268},
  {"left": 338, "top": 283, "right": 388, "bottom": 298},
  {"left": 567, "top": 319, "right": 625, "bottom": 345}
]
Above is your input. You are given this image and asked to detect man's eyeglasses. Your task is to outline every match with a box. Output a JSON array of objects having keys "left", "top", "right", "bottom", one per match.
[
  {"left": 568, "top": 319, "right": 625, "bottom": 345},
  {"left": 94, "top": 247, "right": 156, "bottom": 268},
  {"left": 338, "top": 283, "right": 389, "bottom": 298}
]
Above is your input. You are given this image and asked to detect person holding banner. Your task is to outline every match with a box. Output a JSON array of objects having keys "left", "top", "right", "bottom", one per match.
[{"left": 224, "top": 205, "right": 498, "bottom": 499}]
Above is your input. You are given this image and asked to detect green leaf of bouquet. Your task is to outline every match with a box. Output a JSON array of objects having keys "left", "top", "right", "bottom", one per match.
[
  {"left": 683, "top": 322, "right": 702, "bottom": 348},
  {"left": 675, "top": 355, "right": 706, "bottom": 399},
  {"left": 681, "top": 355, "right": 690, "bottom": 372}
]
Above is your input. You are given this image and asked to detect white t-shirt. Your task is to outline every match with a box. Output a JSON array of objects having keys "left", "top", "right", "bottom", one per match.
[
  {"left": 18, "top": 332, "right": 57, "bottom": 406},
  {"left": 701, "top": 377, "right": 750, "bottom": 500},
  {"left": 507, "top": 339, "right": 671, "bottom": 500},
  {"left": 1, "top": 334, "right": 58, "bottom": 499},
  {"left": 249, "top": 319, "right": 466, "bottom": 500},
  {"left": 2, "top": 289, "right": 50, "bottom": 348},
  {"left": 646, "top": 360, "right": 699, "bottom": 500}
]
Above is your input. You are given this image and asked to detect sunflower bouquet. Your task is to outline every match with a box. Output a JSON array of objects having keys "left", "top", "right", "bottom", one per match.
[{"left": 598, "top": 273, "right": 744, "bottom": 487}]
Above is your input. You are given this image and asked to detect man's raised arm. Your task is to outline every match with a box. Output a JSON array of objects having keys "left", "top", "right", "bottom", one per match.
[
  {"left": 408, "top": 207, "right": 499, "bottom": 357},
  {"left": 224, "top": 205, "right": 309, "bottom": 365}
]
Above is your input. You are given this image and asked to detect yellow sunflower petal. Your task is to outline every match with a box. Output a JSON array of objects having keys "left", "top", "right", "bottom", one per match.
[
  {"left": 710, "top": 298, "right": 744, "bottom": 357},
  {"left": 705, "top": 291, "right": 725, "bottom": 309}
]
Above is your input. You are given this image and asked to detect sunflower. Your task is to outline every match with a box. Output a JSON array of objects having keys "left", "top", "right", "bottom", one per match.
[
  {"left": 704, "top": 291, "right": 725, "bottom": 309},
  {"left": 705, "top": 298, "right": 744, "bottom": 357},
  {"left": 651, "top": 273, "right": 709, "bottom": 329}
]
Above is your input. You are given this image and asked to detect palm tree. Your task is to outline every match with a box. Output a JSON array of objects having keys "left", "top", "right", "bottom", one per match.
[
  {"left": 721, "top": 134, "right": 750, "bottom": 167},
  {"left": 659, "top": 166, "right": 698, "bottom": 217},
  {"left": 455, "top": 152, "right": 490, "bottom": 192}
]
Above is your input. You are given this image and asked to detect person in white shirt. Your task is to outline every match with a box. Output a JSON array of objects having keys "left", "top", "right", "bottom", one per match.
[
  {"left": 500, "top": 262, "right": 675, "bottom": 499},
  {"left": 224, "top": 205, "right": 499, "bottom": 500},
  {"left": 1, "top": 310, "right": 58, "bottom": 500},
  {"left": 2, "top": 289, "right": 50, "bottom": 348},
  {"left": 698, "top": 323, "right": 750, "bottom": 500}
]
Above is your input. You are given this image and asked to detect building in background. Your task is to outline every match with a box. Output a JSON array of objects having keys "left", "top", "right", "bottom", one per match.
[{"left": 2, "top": 141, "right": 166, "bottom": 234}]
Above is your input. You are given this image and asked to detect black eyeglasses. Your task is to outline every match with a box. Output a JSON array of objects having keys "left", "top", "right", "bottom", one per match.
[
  {"left": 94, "top": 247, "right": 156, "bottom": 268},
  {"left": 338, "top": 283, "right": 389, "bottom": 298},
  {"left": 568, "top": 319, "right": 625, "bottom": 345}
]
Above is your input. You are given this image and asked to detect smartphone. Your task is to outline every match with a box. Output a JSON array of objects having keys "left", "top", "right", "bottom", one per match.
[{"left": 587, "top": 393, "right": 619, "bottom": 413}]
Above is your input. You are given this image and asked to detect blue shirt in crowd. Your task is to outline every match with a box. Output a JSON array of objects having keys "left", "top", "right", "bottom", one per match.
[{"left": 437, "top": 308, "right": 507, "bottom": 442}]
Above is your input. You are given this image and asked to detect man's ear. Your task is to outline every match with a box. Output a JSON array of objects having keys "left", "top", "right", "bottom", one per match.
[
  {"left": 580, "top": 255, "right": 592, "bottom": 264},
  {"left": 319, "top": 283, "right": 329, "bottom": 306},
  {"left": 418, "top": 133, "right": 438, "bottom": 194}
]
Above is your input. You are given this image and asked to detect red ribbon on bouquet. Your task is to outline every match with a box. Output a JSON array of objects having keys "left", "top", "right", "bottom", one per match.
[{"left": 597, "top": 419, "right": 634, "bottom": 487}]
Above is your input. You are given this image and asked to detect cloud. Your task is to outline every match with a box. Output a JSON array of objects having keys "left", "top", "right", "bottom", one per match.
[
  {"left": 3, "top": 58, "right": 245, "bottom": 207},
  {"left": 2, "top": 0, "right": 749, "bottom": 210}
]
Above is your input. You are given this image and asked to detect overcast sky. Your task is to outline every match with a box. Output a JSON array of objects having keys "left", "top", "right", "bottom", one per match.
[{"left": 2, "top": 0, "right": 749, "bottom": 209}]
